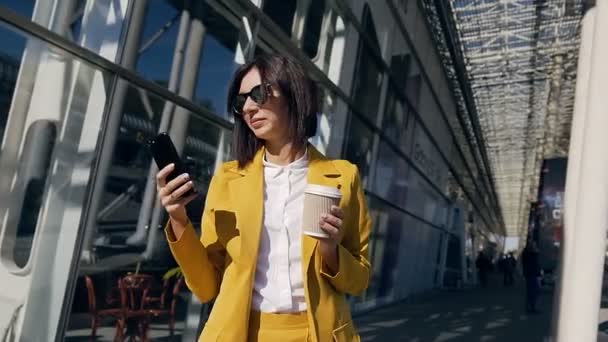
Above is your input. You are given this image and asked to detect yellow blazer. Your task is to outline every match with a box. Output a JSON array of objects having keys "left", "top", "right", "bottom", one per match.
[{"left": 166, "top": 144, "right": 372, "bottom": 341}]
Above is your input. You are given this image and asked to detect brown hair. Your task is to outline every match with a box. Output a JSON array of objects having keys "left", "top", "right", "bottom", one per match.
[{"left": 226, "top": 54, "right": 318, "bottom": 168}]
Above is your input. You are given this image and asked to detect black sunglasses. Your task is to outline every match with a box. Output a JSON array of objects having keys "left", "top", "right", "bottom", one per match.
[{"left": 232, "top": 83, "right": 271, "bottom": 115}]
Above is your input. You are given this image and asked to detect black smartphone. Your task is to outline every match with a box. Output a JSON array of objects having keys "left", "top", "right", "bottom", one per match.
[{"left": 148, "top": 132, "right": 196, "bottom": 197}]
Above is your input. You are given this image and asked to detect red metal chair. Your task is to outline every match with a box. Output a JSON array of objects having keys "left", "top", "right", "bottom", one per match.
[
  {"left": 146, "top": 277, "right": 184, "bottom": 336},
  {"left": 84, "top": 275, "right": 124, "bottom": 341},
  {"left": 117, "top": 273, "right": 154, "bottom": 342},
  {"left": 144, "top": 277, "right": 170, "bottom": 309}
]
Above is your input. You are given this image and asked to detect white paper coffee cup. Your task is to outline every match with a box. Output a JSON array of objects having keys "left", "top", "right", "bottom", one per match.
[{"left": 302, "top": 184, "right": 342, "bottom": 238}]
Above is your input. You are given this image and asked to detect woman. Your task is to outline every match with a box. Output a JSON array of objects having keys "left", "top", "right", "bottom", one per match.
[{"left": 156, "top": 54, "right": 371, "bottom": 341}]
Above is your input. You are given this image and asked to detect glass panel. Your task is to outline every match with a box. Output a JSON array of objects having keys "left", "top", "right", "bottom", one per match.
[
  {"left": 343, "top": 115, "right": 373, "bottom": 186},
  {"left": 0, "top": 0, "right": 89, "bottom": 43},
  {"left": 406, "top": 169, "right": 446, "bottom": 225},
  {"left": 0, "top": 0, "right": 35, "bottom": 19},
  {"left": 377, "top": 204, "right": 406, "bottom": 298},
  {"left": 193, "top": 2, "right": 241, "bottom": 119},
  {"left": 388, "top": 35, "right": 412, "bottom": 90},
  {"left": 311, "top": 86, "right": 348, "bottom": 158},
  {"left": 411, "top": 120, "right": 449, "bottom": 190},
  {"left": 351, "top": 5, "right": 383, "bottom": 123},
  {"left": 382, "top": 86, "right": 412, "bottom": 147},
  {"left": 0, "top": 22, "right": 115, "bottom": 341},
  {"left": 262, "top": 0, "right": 296, "bottom": 37},
  {"left": 136, "top": 0, "right": 182, "bottom": 87},
  {"left": 302, "top": 0, "right": 326, "bottom": 58},
  {"left": 362, "top": 196, "right": 389, "bottom": 301},
  {"left": 0, "top": 28, "right": 23, "bottom": 143},
  {"left": 444, "top": 234, "right": 463, "bottom": 287},
  {"left": 65, "top": 83, "right": 231, "bottom": 340},
  {"left": 405, "top": 62, "right": 422, "bottom": 111},
  {"left": 372, "top": 142, "right": 409, "bottom": 209},
  {"left": 326, "top": 13, "right": 348, "bottom": 84},
  {"left": 0, "top": 29, "right": 114, "bottom": 270},
  {"left": 391, "top": 214, "right": 417, "bottom": 299}
]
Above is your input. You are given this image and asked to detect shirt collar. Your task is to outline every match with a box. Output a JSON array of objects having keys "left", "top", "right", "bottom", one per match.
[{"left": 263, "top": 148, "right": 309, "bottom": 176}]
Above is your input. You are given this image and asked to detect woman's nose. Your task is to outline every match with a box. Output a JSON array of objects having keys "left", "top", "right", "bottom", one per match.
[{"left": 242, "top": 96, "right": 259, "bottom": 116}]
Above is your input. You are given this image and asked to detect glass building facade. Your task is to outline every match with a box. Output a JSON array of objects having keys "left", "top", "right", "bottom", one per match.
[{"left": 0, "top": 0, "right": 502, "bottom": 340}]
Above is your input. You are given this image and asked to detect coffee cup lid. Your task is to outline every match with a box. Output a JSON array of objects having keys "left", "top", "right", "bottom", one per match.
[{"left": 305, "top": 184, "right": 342, "bottom": 198}]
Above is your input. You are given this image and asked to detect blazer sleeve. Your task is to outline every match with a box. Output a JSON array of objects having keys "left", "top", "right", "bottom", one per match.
[
  {"left": 165, "top": 166, "right": 226, "bottom": 303},
  {"left": 320, "top": 165, "right": 372, "bottom": 295}
]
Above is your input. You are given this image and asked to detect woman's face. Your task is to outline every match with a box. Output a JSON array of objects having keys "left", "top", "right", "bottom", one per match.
[{"left": 238, "top": 67, "right": 289, "bottom": 143}]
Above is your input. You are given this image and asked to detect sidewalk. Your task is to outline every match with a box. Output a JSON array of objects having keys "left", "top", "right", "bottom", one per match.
[{"left": 354, "top": 276, "right": 553, "bottom": 341}]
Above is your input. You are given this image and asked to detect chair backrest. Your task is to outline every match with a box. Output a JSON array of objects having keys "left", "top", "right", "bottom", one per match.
[
  {"left": 84, "top": 275, "right": 97, "bottom": 313},
  {"left": 170, "top": 277, "right": 184, "bottom": 315},
  {"left": 159, "top": 277, "right": 171, "bottom": 308},
  {"left": 119, "top": 273, "right": 153, "bottom": 311}
]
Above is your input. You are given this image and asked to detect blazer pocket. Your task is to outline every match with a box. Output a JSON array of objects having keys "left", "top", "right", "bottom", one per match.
[
  {"left": 332, "top": 321, "right": 360, "bottom": 342},
  {"left": 199, "top": 323, "right": 221, "bottom": 342}
]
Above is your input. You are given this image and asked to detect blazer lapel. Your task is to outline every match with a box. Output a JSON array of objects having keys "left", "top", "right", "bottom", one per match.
[
  {"left": 302, "top": 145, "right": 342, "bottom": 275},
  {"left": 228, "top": 149, "right": 265, "bottom": 264}
]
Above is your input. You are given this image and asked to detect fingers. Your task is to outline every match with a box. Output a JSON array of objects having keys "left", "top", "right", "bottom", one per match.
[
  {"left": 330, "top": 205, "right": 344, "bottom": 219},
  {"left": 319, "top": 221, "right": 340, "bottom": 240},
  {"left": 319, "top": 211, "right": 342, "bottom": 241},
  {"left": 172, "top": 192, "right": 197, "bottom": 208},
  {"left": 161, "top": 181, "right": 194, "bottom": 207},
  {"left": 162, "top": 173, "right": 190, "bottom": 196},
  {"left": 321, "top": 212, "right": 343, "bottom": 229},
  {"left": 156, "top": 164, "right": 175, "bottom": 188},
  {"left": 172, "top": 180, "right": 195, "bottom": 200}
]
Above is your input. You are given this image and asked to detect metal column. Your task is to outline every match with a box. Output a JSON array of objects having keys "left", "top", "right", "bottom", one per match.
[
  {"left": 557, "top": 2, "right": 608, "bottom": 340},
  {"left": 140, "top": 2, "right": 207, "bottom": 258},
  {"left": 550, "top": 5, "right": 595, "bottom": 339},
  {"left": 80, "top": 0, "right": 149, "bottom": 263}
]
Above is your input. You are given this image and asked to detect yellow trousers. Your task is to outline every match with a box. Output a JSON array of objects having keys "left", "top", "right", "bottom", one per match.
[{"left": 247, "top": 310, "right": 310, "bottom": 342}]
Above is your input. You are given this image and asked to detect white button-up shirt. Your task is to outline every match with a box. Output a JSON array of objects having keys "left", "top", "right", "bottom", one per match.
[{"left": 251, "top": 151, "right": 308, "bottom": 313}]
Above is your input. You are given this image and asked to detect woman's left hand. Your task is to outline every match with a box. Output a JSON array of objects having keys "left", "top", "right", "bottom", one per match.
[
  {"left": 318, "top": 205, "right": 344, "bottom": 274},
  {"left": 319, "top": 205, "right": 344, "bottom": 245}
]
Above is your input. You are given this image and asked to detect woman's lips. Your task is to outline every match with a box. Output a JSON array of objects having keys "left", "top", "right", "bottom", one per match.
[{"left": 251, "top": 118, "right": 265, "bottom": 128}]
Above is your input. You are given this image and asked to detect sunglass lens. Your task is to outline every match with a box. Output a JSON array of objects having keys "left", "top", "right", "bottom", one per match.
[
  {"left": 250, "top": 85, "right": 266, "bottom": 104},
  {"left": 233, "top": 84, "right": 268, "bottom": 115},
  {"left": 233, "top": 95, "right": 246, "bottom": 114}
]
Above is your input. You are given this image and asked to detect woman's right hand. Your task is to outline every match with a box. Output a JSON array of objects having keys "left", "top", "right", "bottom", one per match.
[{"left": 156, "top": 163, "right": 197, "bottom": 226}]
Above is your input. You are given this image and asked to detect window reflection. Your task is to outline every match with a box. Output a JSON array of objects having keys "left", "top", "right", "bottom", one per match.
[
  {"left": 351, "top": 4, "right": 383, "bottom": 123},
  {"left": 405, "top": 65, "right": 422, "bottom": 111},
  {"left": 363, "top": 197, "right": 410, "bottom": 300},
  {"left": 444, "top": 234, "right": 463, "bottom": 287},
  {"left": 0, "top": 0, "right": 35, "bottom": 19},
  {"left": 373, "top": 142, "right": 409, "bottom": 208},
  {"left": 364, "top": 197, "right": 389, "bottom": 300},
  {"left": 382, "top": 85, "right": 416, "bottom": 152},
  {"left": 193, "top": 3, "right": 241, "bottom": 118},
  {"left": 343, "top": 115, "right": 373, "bottom": 186},
  {"left": 262, "top": 0, "right": 297, "bottom": 37},
  {"left": 136, "top": 1, "right": 182, "bottom": 87},
  {"left": 0, "top": 44, "right": 21, "bottom": 144},
  {"left": 302, "top": 0, "right": 326, "bottom": 58},
  {"left": 0, "top": 24, "right": 116, "bottom": 272}
]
